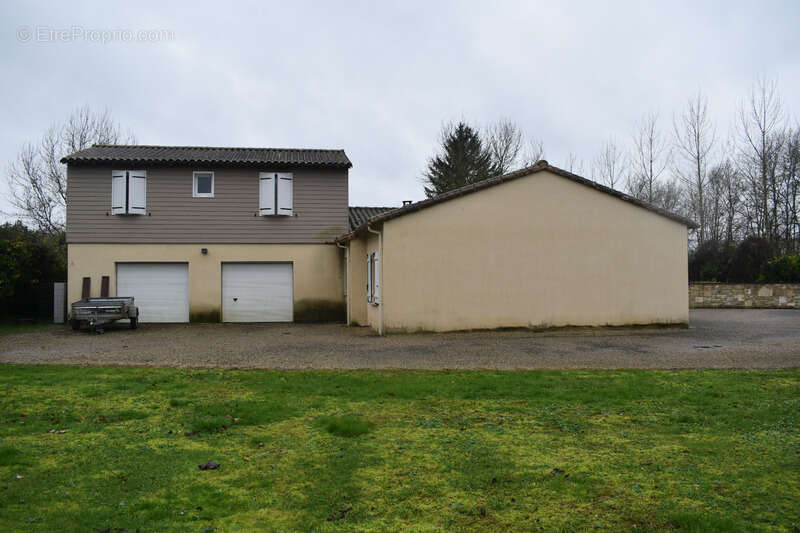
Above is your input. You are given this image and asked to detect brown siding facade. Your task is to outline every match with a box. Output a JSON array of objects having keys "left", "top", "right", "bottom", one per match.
[{"left": 67, "top": 165, "right": 348, "bottom": 243}]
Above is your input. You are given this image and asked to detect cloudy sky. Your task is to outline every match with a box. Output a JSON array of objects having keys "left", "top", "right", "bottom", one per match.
[{"left": 1, "top": 0, "right": 799, "bottom": 222}]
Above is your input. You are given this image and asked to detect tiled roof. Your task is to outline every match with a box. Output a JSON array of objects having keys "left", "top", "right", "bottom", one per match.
[
  {"left": 348, "top": 206, "right": 397, "bottom": 231},
  {"left": 339, "top": 160, "right": 697, "bottom": 241},
  {"left": 61, "top": 144, "right": 352, "bottom": 168}
]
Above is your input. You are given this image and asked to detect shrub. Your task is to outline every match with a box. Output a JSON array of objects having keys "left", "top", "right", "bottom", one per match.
[
  {"left": 726, "top": 237, "right": 774, "bottom": 283},
  {"left": 689, "top": 240, "right": 735, "bottom": 282},
  {"left": 758, "top": 254, "right": 800, "bottom": 283},
  {"left": 0, "top": 222, "right": 66, "bottom": 320}
]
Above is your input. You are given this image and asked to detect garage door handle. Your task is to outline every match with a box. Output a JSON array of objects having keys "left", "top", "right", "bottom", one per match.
[{"left": 233, "top": 298, "right": 238, "bottom": 302}]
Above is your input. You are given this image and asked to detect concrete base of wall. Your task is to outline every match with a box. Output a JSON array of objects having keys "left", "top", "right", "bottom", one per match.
[
  {"left": 383, "top": 321, "right": 690, "bottom": 335},
  {"left": 689, "top": 283, "right": 800, "bottom": 309}
]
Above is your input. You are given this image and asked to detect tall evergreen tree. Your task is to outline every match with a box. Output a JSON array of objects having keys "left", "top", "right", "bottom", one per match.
[{"left": 423, "top": 122, "right": 496, "bottom": 198}]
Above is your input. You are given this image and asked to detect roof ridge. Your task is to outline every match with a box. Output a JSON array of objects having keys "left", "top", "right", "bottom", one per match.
[
  {"left": 91, "top": 144, "right": 346, "bottom": 153},
  {"left": 339, "top": 160, "right": 696, "bottom": 240},
  {"left": 62, "top": 145, "right": 353, "bottom": 168}
]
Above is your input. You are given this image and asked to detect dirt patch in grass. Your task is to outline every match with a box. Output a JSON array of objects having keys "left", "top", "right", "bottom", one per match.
[
  {"left": 0, "top": 445, "right": 24, "bottom": 466},
  {"left": 317, "top": 415, "right": 372, "bottom": 437},
  {"left": 182, "top": 399, "right": 297, "bottom": 434}
]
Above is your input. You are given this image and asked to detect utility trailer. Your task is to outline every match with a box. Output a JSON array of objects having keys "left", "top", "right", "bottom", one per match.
[{"left": 70, "top": 297, "right": 139, "bottom": 333}]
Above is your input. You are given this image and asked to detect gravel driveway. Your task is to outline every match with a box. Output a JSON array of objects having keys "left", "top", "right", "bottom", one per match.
[{"left": 1, "top": 309, "right": 798, "bottom": 370}]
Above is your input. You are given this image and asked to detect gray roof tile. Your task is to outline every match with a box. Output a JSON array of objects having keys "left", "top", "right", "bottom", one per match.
[
  {"left": 61, "top": 144, "right": 352, "bottom": 168},
  {"left": 348, "top": 206, "right": 397, "bottom": 231}
]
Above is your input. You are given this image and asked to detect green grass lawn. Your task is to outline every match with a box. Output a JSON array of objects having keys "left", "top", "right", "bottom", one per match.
[{"left": 0, "top": 366, "right": 798, "bottom": 532}]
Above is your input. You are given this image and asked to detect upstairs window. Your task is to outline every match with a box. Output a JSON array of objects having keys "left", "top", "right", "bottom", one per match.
[
  {"left": 111, "top": 170, "right": 146, "bottom": 215},
  {"left": 193, "top": 171, "right": 214, "bottom": 198},
  {"left": 259, "top": 172, "right": 293, "bottom": 216}
]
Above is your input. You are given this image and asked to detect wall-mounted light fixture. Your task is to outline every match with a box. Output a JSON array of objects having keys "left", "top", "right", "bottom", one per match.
[{"left": 201, "top": 248, "right": 208, "bottom": 255}]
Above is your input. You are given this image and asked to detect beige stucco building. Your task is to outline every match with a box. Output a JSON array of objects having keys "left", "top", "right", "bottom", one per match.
[
  {"left": 67, "top": 243, "right": 344, "bottom": 322},
  {"left": 64, "top": 145, "right": 691, "bottom": 333},
  {"left": 341, "top": 162, "right": 694, "bottom": 333}
]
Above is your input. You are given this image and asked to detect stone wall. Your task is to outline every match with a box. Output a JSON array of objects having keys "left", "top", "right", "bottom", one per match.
[{"left": 689, "top": 283, "right": 800, "bottom": 309}]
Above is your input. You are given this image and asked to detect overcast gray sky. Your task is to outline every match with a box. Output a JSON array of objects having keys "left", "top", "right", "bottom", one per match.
[{"left": 2, "top": 0, "right": 799, "bottom": 222}]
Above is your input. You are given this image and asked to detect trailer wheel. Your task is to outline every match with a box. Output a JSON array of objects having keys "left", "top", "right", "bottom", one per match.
[
  {"left": 70, "top": 319, "right": 80, "bottom": 331},
  {"left": 130, "top": 317, "right": 138, "bottom": 330}
]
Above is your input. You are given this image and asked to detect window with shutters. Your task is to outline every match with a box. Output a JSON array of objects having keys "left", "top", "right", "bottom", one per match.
[
  {"left": 193, "top": 171, "right": 214, "bottom": 198},
  {"left": 259, "top": 172, "right": 293, "bottom": 216},
  {"left": 366, "top": 251, "right": 380, "bottom": 305},
  {"left": 372, "top": 251, "right": 380, "bottom": 304},
  {"left": 366, "top": 253, "right": 373, "bottom": 303},
  {"left": 111, "top": 170, "right": 147, "bottom": 215}
]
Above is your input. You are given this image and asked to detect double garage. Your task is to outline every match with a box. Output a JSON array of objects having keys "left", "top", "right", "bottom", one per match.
[{"left": 116, "top": 262, "right": 294, "bottom": 323}]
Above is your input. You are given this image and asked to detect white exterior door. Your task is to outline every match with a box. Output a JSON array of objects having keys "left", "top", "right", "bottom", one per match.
[
  {"left": 222, "top": 263, "right": 293, "bottom": 322},
  {"left": 116, "top": 263, "right": 189, "bottom": 323}
]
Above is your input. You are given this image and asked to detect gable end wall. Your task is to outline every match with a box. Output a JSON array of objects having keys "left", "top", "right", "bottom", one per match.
[{"left": 380, "top": 170, "right": 688, "bottom": 332}]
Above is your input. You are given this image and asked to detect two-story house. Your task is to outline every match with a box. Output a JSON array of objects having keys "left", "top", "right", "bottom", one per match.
[
  {"left": 65, "top": 145, "right": 694, "bottom": 333},
  {"left": 63, "top": 145, "right": 351, "bottom": 323}
]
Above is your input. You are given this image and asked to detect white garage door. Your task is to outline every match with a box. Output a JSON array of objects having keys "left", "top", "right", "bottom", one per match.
[
  {"left": 116, "top": 263, "right": 189, "bottom": 323},
  {"left": 222, "top": 263, "right": 293, "bottom": 322}
]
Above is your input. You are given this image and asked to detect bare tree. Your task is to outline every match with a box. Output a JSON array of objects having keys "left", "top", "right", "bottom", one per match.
[
  {"left": 6, "top": 106, "right": 135, "bottom": 233},
  {"left": 674, "top": 92, "right": 716, "bottom": 244},
  {"left": 777, "top": 127, "right": 800, "bottom": 251},
  {"left": 628, "top": 171, "right": 684, "bottom": 214},
  {"left": 520, "top": 138, "right": 546, "bottom": 167},
  {"left": 716, "top": 158, "right": 743, "bottom": 244},
  {"left": 593, "top": 137, "right": 626, "bottom": 189},
  {"left": 706, "top": 162, "right": 728, "bottom": 243},
  {"left": 484, "top": 120, "right": 523, "bottom": 175},
  {"left": 565, "top": 152, "right": 585, "bottom": 175},
  {"left": 654, "top": 178, "right": 684, "bottom": 214},
  {"left": 7, "top": 143, "right": 60, "bottom": 233},
  {"left": 737, "top": 77, "right": 785, "bottom": 241},
  {"left": 483, "top": 120, "right": 547, "bottom": 173},
  {"left": 697, "top": 132, "right": 743, "bottom": 245},
  {"left": 629, "top": 111, "right": 671, "bottom": 205}
]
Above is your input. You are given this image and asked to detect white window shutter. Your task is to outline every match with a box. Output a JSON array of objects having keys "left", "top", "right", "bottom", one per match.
[
  {"left": 277, "top": 172, "right": 293, "bottom": 216},
  {"left": 259, "top": 173, "right": 275, "bottom": 215},
  {"left": 127, "top": 170, "right": 147, "bottom": 215},
  {"left": 366, "top": 253, "right": 372, "bottom": 303},
  {"left": 373, "top": 251, "right": 380, "bottom": 304},
  {"left": 111, "top": 171, "right": 126, "bottom": 215}
]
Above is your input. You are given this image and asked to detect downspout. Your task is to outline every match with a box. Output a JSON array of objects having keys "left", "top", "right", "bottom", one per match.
[
  {"left": 366, "top": 224, "right": 384, "bottom": 335},
  {"left": 335, "top": 240, "right": 349, "bottom": 325}
]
